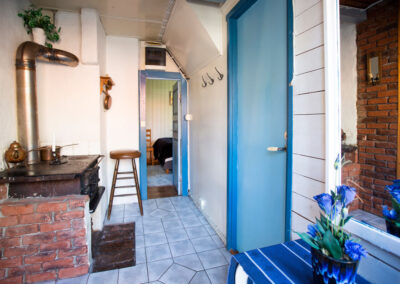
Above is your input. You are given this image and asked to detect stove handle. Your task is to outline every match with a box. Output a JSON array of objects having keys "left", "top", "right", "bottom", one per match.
[{"left": 94, "top": 155, "right": 105, "bottom": 168}]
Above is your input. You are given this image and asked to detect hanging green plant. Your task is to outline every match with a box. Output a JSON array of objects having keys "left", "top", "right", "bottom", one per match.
[{"left": 18, "top": 6, "right": 61, "bottom": 48}]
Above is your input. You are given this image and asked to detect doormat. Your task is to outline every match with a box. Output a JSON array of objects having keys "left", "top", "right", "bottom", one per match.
[
  {"left": 148, "top": 185, "right": 177, "bottom": 199},
  {"left": 91, "top": 222, "right": 135, "bottom": 272}
]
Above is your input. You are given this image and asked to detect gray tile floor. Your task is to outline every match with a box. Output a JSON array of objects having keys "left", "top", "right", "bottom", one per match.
[
  {"left": 41, "top": 196, "right": 230, "bottom": 284},
  {"left": 350, "top": 209, "right": 386, "bottom": 231},
  {"left": 147, "top": 165, "right": 173, "bottom": 187}
]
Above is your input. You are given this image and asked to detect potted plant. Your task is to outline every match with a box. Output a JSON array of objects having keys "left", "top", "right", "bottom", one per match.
[
  {"left": 382, "top": 180, "right": 400, "bottom": 237},
  {"left": 297, "top": 157, "right": 367, "bottom": 284},
  {"left": 18, "top": 6, "right": 61, "bottom": 48}
]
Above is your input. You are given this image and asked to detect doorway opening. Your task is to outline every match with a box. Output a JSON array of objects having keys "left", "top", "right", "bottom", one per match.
[
  {"left": 138, "top": 70, "right": 189, "bottom": 201},
  {"left": 145, "top": 79, "right": 178, "bottom": 199}
]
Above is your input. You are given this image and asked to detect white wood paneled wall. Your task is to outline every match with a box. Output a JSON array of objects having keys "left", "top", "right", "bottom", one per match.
[
  {"left": 292, "top": 0, "right": 326, "bottom": 239},
  {"left": 145, "top": 80, "right": 175, "bottom": 142}
]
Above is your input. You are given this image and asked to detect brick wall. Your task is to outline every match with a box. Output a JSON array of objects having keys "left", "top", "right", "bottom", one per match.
[
  {"left": 356, "top": 0, "right": 398, "bottom": 216},
  {"left": 0, "top": 195, "right": 90, "bottom": 283}
]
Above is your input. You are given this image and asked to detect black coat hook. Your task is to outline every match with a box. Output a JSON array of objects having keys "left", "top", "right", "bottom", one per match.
[
  {"left": 206, "top": 73, "right": 214, "bottom": 85},
  {"left": 215, "top": 67, "right": 224, "bottom": 80},
  {"left": 201, "top": 76, "right": 207, "bottom": 88}
]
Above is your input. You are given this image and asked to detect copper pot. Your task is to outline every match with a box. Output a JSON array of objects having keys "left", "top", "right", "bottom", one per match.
[
  {"left": 40, "top": 146, "right": 61, "bottom": 161},
  {"left": 5, "top": 141, "right": 27, "bottom": 164}
]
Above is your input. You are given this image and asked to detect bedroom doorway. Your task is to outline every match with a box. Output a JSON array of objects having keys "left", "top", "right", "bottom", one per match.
[
  {"left": 139, "top": 70, "right": 189, "bottom": 200},
  {"left": 145, "top": 79, "right": 177, "bottom": 198}
]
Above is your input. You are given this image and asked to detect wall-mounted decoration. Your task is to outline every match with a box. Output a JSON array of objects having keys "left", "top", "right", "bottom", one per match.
[
  {"left": 100, "top": 75, "right": 115, "bottom": 110},
  {"left": 367, "top": 52, "right": 381, "bottom": 85}
]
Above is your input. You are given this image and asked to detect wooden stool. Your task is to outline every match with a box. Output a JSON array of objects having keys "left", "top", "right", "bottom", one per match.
[{"left": 107, "top": 150, "right": 143, "bottom": 220}]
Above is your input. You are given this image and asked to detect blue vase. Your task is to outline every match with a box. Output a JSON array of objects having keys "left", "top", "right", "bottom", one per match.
[{"left": 311, "top": 247, "right": 359, "bottom": 284}]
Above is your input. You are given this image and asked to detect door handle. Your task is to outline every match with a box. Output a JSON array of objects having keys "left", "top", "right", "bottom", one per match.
[{"left": 267, "top": 146, "right": 286, "bottom": 152}]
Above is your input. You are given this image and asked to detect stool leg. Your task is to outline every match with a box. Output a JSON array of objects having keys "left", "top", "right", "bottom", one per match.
[
  {"left": 131, "top": 158, "right": 143, "bottom": 216},
  {"left": 107, "top": 159, "right": 120, "bottom": 220}
]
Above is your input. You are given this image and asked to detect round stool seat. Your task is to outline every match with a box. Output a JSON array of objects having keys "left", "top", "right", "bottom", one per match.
[{"left": 110, "top": 150, "right": 141, "bottom": 160}]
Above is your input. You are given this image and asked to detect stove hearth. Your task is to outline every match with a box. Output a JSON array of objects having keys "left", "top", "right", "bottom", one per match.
[{"left": 0, "top": 155, "right": 105, "bottom": 213}]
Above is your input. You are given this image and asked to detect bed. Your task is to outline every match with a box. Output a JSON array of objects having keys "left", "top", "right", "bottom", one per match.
[{"left": 153, "top": 138, "right": 173, "bottom": 166}]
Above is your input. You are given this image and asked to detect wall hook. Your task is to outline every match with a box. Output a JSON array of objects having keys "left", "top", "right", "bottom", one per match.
[
  {"left": 206, "top": 73, "right": 214, "bottom": 85},
  {"left": 201, "top": 76, "right": 207, "bottom": 88},
  {"left": 215, "top": 67, "right": 224, "bottom": 80}
]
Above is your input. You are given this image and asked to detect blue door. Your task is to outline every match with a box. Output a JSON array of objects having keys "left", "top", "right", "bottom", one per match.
[
  {"left": 172, "top": 82, "right": 179, "bottom": 190},
  {"left": 230, "top": 0, "right": 288, "bottom": 252}
]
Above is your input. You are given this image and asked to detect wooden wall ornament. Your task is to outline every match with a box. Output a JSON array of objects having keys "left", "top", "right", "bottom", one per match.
[{"left": 100, "top": 75, "right": 115, "bottom": 110}]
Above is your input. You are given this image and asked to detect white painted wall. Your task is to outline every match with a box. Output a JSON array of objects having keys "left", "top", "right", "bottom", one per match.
[
  {"left": 340, "top": 21, "right": 358, "bottom": 145},
  {"left": 189, "top": 3, "right": 230, "bottom": 241},
  {"left": 0, "top": 0, "right": 31, "bottom": 170},
  {"left": 104, "top": 36, "right": 140, "bottom": 205},
  {"left": 163, "top": 0, "right": 221, "bottom": 76},
  {"left": 291, "top": 0, "right": 325, "bottom": 240},
  {"left": 146, "top": 80, "right": 174, "bottom": 142}
]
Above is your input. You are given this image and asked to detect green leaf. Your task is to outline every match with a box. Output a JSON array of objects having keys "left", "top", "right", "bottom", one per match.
[
  {"left": 343, "top": 216, "right": 352, "bottom": 225},
  {"left": 295, "top": 232, "right": 319, "bottom": 250},
  {"left": 392, "top": 198, "right": 400, "bottom": 213},
  {"left": 316, "top": 219, "right": 326, "bottom": 234},
  {"left": 322, "top": 230, "right": 342, "bottom": 259}
]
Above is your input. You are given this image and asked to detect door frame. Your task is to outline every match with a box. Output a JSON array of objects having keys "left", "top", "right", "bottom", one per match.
[
  {"left": 138, "top": 70, "right": 188, "bottom": 200},
  {"left": 226, "top": 0, "right": 294, "bottom": 250}
]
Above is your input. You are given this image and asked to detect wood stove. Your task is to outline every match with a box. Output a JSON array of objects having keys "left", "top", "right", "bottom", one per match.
[{"left": 0, "top": 155, "right": 105, "bottom": 213}]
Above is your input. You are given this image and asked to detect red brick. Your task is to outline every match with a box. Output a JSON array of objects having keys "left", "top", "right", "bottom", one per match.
[
  {"left": 3, "top": 245, "right": 38, "bottom": 257},
  {"left": 375, "top": 154, "right": 396, "bottom": 162},
  {"left": 0, "top": 204, "right": 34, "bottom": 216},
  {"left": 368, "top": 97, "right": 387, "bottom": 104},
  {"left": 76, "top": 255, "right": 89, "bottom": 265},
  {"left": 55, "top": 210, "right": 84, "bottom": 221},
  {"left": 72, "top": 219, "right": 85, "bottom": 229},
  {"left": 36, "top": 202, "right": 67, "bottom": 213},
  {"left": 8, "top": 264, "right": 41, "bottom": 277},
  {"left": 23, "top": 232, "right": 55, "bottom": 245},
  {"left": 58, "top": 265, "right": 89, "bottom": 279},
  {"left": 0, "top": 269, "right": 5, "bottom": 279},
  {"left": 0, "top": 257, "right": 22, "bottom": 268},
  {"left": 0, "top": 216, "right": 18, "bottom": 227},
  {"left": 68, "top": 198, "right": 87, "bottom": 210},
  {"left": 40, "top": 240, "right": 71, "bottom": 251},
  {"left": 5, "top": 224, "right": 39, "bottom": 237},
  {"left": 40, "top": 221, "right": 70, "bottom": 233},
  {"left": 367, "top": 110, "right": 389, "bottom": 117},
  {"left": 56, "top": 228, "right": 86, "bottom": 241},
  {"left": 43, "top": 257, "right": 74, "bottom": 271},
  {"left": 0, "top": 276, "right": 23, "bottom": 284},
  {"left": 72, "top": 237, "right": 87, "bottom": 248},
  {"left": 58, "top": 246, "right": 87, "bottom": 258},
  {"left": 0, "top": 237, "right": 21, "bottom": 248},
  {"left": 18, "top": 213, "right": 51, "bottom": 225},
  {"left": 24, "top": 251, "right": 56, "bottom": 264},
  {"left": 26, "top": 271, "right": 57, "bottom": 283}
]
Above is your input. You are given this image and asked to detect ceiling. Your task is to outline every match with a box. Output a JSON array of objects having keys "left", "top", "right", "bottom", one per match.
[
  {"left": 31, "top": 0, "right": 175, "bottom": 41},
  {"left": 340, "top": 0, "right": 381, "bottom": 9}
]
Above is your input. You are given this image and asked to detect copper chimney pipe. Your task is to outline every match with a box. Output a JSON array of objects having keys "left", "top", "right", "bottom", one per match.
[{"left": 15, "top": 41, "right": 79, "bottom": 163}]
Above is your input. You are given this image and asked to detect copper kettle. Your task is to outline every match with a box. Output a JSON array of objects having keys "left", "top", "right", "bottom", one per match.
[{"left": 5, "top": 141, "right": 26, "bottom": 167}]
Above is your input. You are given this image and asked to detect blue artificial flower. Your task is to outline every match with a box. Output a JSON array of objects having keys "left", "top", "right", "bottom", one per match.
[
  {"left": 307, "top": 224, "right": 318, "bottom": 238},
  {"left": 391, "top": 191, "right": 400, "bottom": 203},
  {"left": 385, "top": 181, "right": 400, "bottom": 193},
  {"left": 337, "top": 185, "right": 356, "bottom": 207},
  {"left": 382, "top": 205, "right": 398, "bottom": 220},
  {"left": 344, "top": 240, "right": 367, "bottom": 261},
  {"left": 313, "top": 193, "right": 342, "bottom": 217},
  {"left": 314, "top": 193, "right": 333, "bottom": 215}
]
